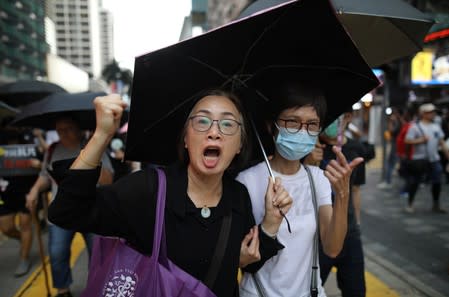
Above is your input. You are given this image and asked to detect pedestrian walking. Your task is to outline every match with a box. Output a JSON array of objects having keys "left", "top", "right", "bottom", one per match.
[
  {"left": 0, "top": 127, "right": 43, "bottom": 277},
  {"left": 236, "top": 82, "right": 362, "bottom": 297},
  {"left": 404, "top": 103, "right": 449, "bottom": 213},
  {"left": 378, "top": 108, "right": 403, "bottom": 190},
  {"left": 48, "top": 91, "right": 292, "bottom": 297},
  {"left": 26, "top": 115, "right": 114, "bottom": 297}
]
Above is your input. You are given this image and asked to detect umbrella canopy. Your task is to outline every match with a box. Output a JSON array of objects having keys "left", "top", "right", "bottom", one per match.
[
  {"left": 0, "top": 80, "right": 67, "bottom": 107},
  {"left": 239, "top": 0, "right": 434, "bottom": 67},
  {"left": 125, "top": 0, "right": 379, "bottom": 164},
  {"left": 0, "top": 101, "right": 20, "bottom": 125},
  {"left": 11, "top": 92, "right": 109, "bottom": 130}
]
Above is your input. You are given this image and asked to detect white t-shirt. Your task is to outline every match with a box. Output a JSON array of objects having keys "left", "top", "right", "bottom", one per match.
[
  {"left": 236, "top": 162, "right": 332, "bottom": 297},
  {"left": 405, "top": 121, "right": 444, "bottom": 162}
]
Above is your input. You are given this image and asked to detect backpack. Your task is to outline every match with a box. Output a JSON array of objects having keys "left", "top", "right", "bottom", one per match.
[{"left": 396, "top": 122, "right": 413, "bottom": 159}]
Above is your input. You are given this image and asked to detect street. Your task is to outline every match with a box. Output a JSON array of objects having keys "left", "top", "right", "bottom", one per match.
[{"left": 1, "top": 162, "right": 449, "bottom": 297}]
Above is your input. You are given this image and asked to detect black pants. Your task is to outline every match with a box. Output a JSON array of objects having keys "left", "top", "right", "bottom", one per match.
[{"left": 319, "top": 228, "right": 366, "bottom": 297}]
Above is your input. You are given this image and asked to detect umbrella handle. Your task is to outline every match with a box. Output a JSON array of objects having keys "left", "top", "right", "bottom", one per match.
[{"left": 249, "top": 116, "right": 291, "bottom": 233}]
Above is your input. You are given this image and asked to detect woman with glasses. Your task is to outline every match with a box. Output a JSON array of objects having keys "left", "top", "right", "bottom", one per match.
[
  {"left": 236, "top": 82, "right": 363, "bottom": 297},
  {"left": 47, "top": 89, "right": 293, "bottom": 297}
]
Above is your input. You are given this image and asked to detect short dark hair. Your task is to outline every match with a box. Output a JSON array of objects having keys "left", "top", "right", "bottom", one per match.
[
  {"left": 54, "top": 113, "right": 81, "bottom": 128},
  {"left": 267, "top": 81, "right": 327, "bottom": 124},
  {"left": 177, "top": 88, "right": 251, "bottom": 172}
]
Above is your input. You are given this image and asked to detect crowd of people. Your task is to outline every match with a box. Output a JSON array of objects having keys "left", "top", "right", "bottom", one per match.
[
  {"left": 0, "top": 116, "right": 138, "bottom": 297},
  {"left": 1, "top": 84, "right": 368, "bottom": 297},
  {"left": 4, "top": 86, "right": 449, "bottom": 297},
  {"left": 378, "top": 103, "right": 449, "bottom": 214}
]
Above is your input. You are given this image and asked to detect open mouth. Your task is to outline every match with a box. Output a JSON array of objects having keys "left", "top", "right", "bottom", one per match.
[
  {"left": 203, "top": 146, "right": 221, "bottom": 168},
  {"left": 203, "top": 146, "right": 221, "bottom": 158}
]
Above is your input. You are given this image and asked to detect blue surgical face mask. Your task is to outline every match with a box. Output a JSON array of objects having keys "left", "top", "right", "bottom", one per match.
[{"left": 274, "top": 126, "right": 317, "bottom": 161}]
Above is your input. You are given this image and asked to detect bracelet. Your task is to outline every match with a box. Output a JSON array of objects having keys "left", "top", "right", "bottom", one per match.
[
  {"left": 260, "top": 224, "right": 277, "bottom": 239},
  {"left": 79, "top": 149, "right": 100, "bottom": 167}
]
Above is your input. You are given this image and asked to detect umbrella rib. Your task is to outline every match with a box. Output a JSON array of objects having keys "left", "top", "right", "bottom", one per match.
[
  {"left": 382, "top": 17, "right": 425, "bottom": 52},
  {"left": 185, "top": 56, "right": 233, "bottom": 82},
  {"left": 127, "top": 91, "right": 203, "bottom": 157},
  {"left": 238, "top": 7, "right": 290, "bottom": 76}
]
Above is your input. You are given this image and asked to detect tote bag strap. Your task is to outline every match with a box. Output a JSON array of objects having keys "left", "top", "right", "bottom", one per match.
[
  {"left": 150, "top": 167, "right": 167, "bottom": 261},
  {"left": 416, "top": 122, "right": 431, "bottom": 159},
  {"left": 304, "top": 165, "right": 319, "bottom": 297},
  {"left": 203, "top": 212, "right": 232, "bottom": 288}
]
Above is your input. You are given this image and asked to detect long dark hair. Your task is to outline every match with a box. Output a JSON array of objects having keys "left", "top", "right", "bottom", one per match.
[{"left": 177, "top": 88, "right": 251, "bottom": 172}]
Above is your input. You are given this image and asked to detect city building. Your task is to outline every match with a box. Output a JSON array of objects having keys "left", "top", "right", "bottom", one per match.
[
  {"left": 0, "top": 0, "right": 48, "bottom": 82},
  {"left": 99, "top": 7, "right": 114, "bottom": 69},
  {"left": 208, "top": 0, "right": 251, "bottom": 29},
  {"left": 46, "top": 0, "right": 104, "bottom": 78},
  {"left": 180, "top": 0, "right": 209, "bottom": 40}
]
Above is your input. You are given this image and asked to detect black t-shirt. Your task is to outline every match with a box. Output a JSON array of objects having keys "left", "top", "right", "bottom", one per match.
[{"left": 320, "top": 138, "right": 366, "bottom": 232}]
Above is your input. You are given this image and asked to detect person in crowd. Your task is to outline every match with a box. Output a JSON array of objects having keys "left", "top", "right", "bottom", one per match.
[
  {"left": 438, "top": 108, "right": 449, "bottom": 184},
  {"left": 404, "top": 103, "right": 449, "bottom": 214},
  {"left": 108, "top": 134, "right": 141, "bottom": 181},
  {"left": 0, "top": 127, "right": 43, "bottom": 277},
  {"left": 236, "top": 82, "right": 363, "bottom": 297},
  {"left": 26, "top": 115, "right": 114, "bottom": 297},
  {"left": 47, "top": 90, "right": 293, "bottom": 297},
  {"left": 378, "top": 108, "right": 404, "bottom": 190},
  {"left": 305, "top": 111, "right": 367, "bottom": 297},
  {"left": 395, "top": 108, "right": 417, "bottom": 202}
]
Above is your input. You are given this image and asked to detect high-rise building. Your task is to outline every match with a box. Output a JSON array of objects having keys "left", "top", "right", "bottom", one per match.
[
  {"left": 0, "top": 0, "right": 48, "bottom": 82},
  {"left": 47, "top": 0, "right": 104, "bottom": 78},
  {"left": 180, "top": 0, "right": 208, "bottom": 40},
  {"left": 208, "top": 0, "right": 252, "bottom": 29},
  {"left": 99, "top": 8, "right": 113, "bottom": 69}
]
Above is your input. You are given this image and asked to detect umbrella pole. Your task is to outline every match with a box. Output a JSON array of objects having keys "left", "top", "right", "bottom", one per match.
[
  {"left": 249, "top": 117, "right": 275, "bottom": 180},
  {"left": 249, "top": 116, "right": 291, "bottom": 233},
  {"left": 32, "top": 195, "right": 51, "bottom": 297}
]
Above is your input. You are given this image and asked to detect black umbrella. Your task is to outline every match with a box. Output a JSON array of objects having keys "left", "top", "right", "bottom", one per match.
[
  {"left": 125, "top": 0, "right": 379, "bottom": 164},
  {"left": 0, "top": 80, "right": 67, "bottom": 107},
  {"left": 11, "top": 92, "right": 109, "bottom": 130},
  {"left": 239, "top": 0, "right": 434, "bottom": 67},
  {"left": 0, "top": 101, "right": 20, "bottom": 125}
]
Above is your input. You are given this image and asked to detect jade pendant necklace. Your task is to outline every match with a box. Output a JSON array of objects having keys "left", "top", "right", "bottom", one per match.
[{"left": 200, "top": 206, "right": 211, "bottom": 218}]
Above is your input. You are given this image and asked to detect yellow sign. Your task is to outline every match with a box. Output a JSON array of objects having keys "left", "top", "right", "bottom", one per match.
[{"left": 411, "top": 51, "right": 433, "bottom": 82}]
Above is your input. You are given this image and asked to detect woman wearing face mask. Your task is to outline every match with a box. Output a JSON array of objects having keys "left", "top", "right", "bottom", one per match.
[{"left": 236, "top": 82, "right": 363, "bottom": 297}]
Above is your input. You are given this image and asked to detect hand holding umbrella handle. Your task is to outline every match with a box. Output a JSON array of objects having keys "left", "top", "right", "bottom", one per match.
[
  {"left": 250, "top": 116, "right": 292, "bottom": 234},
  {"left": 262, "top": 176, "right": 292, "bottom": 236}
]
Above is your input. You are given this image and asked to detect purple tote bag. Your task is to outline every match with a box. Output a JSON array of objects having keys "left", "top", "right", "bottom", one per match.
[{"left": 81, "top": 168, "right": 216, "bottom": 297}]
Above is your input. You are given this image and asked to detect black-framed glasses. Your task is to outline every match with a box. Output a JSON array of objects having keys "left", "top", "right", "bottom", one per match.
[
  {"left": 276, "top": 119, "right": 321, "bottom": 136},
  {"left": 189, "top": 115, "right": 242, "bottom": 135}
]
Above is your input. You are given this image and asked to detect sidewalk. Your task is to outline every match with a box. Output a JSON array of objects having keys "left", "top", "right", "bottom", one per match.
[{"left": 4, "top": 232, "right": 438, "bottom": 297}]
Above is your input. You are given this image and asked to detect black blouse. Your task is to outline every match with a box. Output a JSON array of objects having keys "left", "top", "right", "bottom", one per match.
[{"left": 48, "top": 162, "right": 283, "bottom": 297}]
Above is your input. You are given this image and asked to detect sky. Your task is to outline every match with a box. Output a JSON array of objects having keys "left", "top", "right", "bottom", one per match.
[{"left": 102, "top": 0, "right": 191, "bottom": 71}]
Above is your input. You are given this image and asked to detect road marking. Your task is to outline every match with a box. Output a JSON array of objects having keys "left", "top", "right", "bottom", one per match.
[
  {"left": 13, "top": 233, "right": 86, "bottom": 297},
  {"left": 366, "top": 271, "right": 399, "bottom": 297},
  {"left": 13, "top": 233, "right": 399, "bottom": 297}
]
